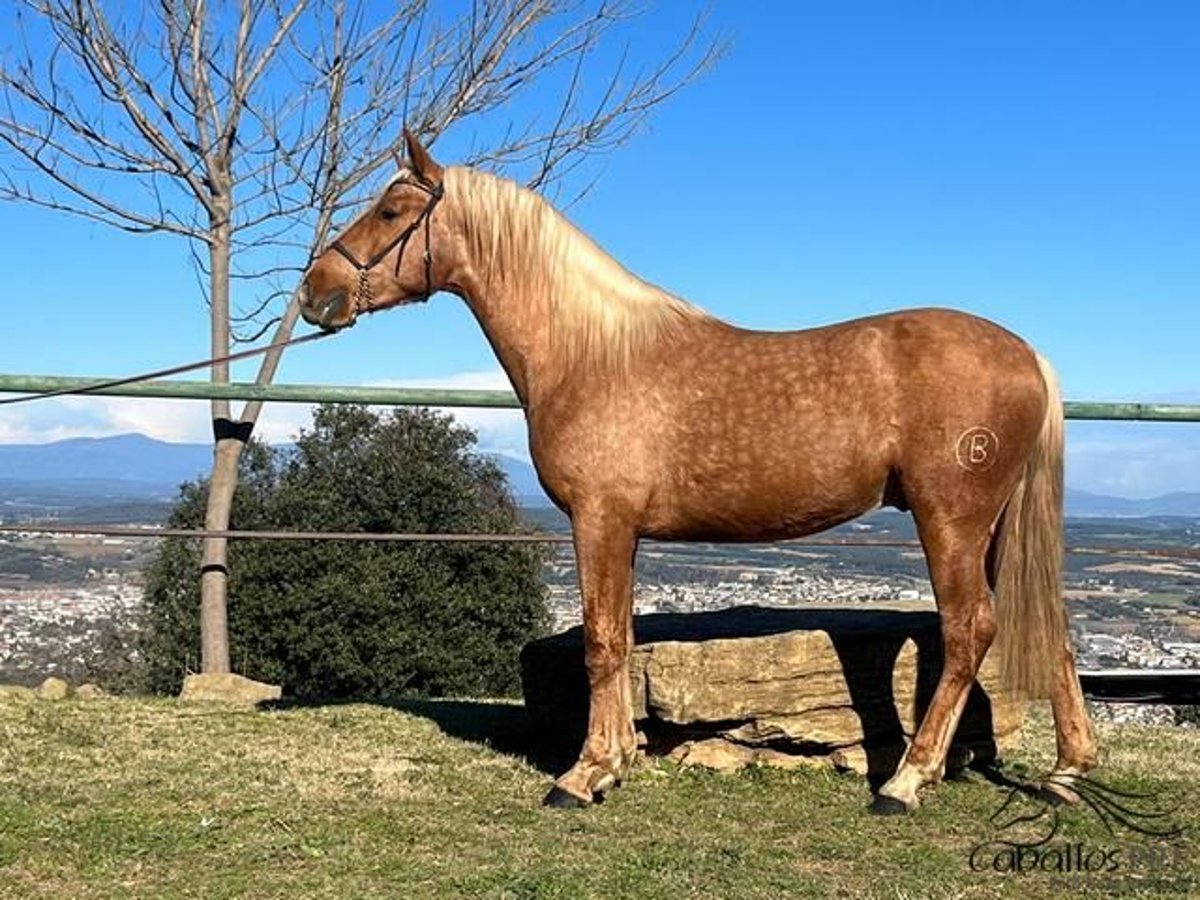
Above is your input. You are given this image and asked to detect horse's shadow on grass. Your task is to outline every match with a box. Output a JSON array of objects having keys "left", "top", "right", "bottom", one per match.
[
  {"left": 266, "top": 694, "right": 571, "bottom": 775},
  {"left": 391, "top": 696, "right": 576, "bottom": 774}
]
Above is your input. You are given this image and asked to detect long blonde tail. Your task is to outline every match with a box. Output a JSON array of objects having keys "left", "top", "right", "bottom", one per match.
[{"left": 991, "top": 353, "right": 1067, "bottom": 699}]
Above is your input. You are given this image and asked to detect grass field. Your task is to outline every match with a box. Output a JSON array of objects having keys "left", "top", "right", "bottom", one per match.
[{"left": 0, "top": 694, "right": 1195, "bottom": 899}]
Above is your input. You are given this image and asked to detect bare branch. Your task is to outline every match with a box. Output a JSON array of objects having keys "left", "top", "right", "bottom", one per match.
[{"left": 0, "top": 0, "right": 723, "bottom": 374}]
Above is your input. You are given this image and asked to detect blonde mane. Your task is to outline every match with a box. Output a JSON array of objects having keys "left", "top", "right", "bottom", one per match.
[{"left": 442, "top": 166, "right": 709, "bottom": 370}]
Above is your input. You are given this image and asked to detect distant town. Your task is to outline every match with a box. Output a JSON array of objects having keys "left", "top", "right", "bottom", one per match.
[
  {"left": 542, "top": 547, "right": 1200, "bottom": 674},
  {"left": 2, "top": 507, "right": 1199, "bottom": 688}
]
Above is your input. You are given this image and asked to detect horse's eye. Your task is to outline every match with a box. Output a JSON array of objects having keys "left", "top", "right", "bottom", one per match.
[{"left": 380, "top": 209, "right": 400, "bottom": 221}]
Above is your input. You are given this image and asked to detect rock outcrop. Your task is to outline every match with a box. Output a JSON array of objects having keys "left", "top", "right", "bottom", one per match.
[
  {"left": 178, "top": 673, "right": 282, "bottom": 706},
  {"left": 521, "top": 606, "right": 1025, "bottom": 784}
]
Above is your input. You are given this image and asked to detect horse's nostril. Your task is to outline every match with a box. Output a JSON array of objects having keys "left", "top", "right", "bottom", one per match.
[
  {"left": 298, "top": 289, "right": 319, "bottom": 325},
  {"left": 299, "top": 284, "right": 342, "bottom": 328},
  {"left": 307, "top": 290, "right": 349, "bottom": 330}
]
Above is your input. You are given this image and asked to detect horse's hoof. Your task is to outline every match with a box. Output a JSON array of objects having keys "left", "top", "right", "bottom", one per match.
[
  {"left": 869, "top": 794, "right": 910, "bottom": 816},
  {"left": 543, "top": 786, "right": 589, "bottom": 809}
]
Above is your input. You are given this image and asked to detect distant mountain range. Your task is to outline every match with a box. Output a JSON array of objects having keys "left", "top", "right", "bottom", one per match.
[
  {"left": 0, "top": 433, "right": 551, "bottom": 510},
  {"left": 1064, "top": 489, "right": 1200, "bottom": 518},
  {"left": 0, "top": 434, "right": 211, "bottom": 485},
  {"left": 1, "top": 434, "right": 1199, "bottom": 518}
]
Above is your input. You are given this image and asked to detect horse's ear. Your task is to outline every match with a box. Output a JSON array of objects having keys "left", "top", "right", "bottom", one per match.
[{"left": 403, "top": 127, "right": 444, "bottom": 185}]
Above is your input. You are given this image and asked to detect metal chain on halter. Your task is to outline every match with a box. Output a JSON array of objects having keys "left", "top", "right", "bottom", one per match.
[{"left": 355, "top": 265, "right": 375, "bottom": 316}]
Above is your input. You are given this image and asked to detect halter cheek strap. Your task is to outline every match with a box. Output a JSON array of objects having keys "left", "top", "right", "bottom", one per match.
[{"left": 329, "top": 179, "right": 444, "bottom": 318}]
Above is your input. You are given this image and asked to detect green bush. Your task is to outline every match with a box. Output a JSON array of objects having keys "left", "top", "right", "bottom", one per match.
[{"left": 140, "top": 405, "right": 549, "bottom": 699}]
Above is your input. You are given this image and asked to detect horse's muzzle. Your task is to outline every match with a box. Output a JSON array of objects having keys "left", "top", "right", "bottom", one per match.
[{"left": 300, "top": 286, "right": 353, "bottom": 332}]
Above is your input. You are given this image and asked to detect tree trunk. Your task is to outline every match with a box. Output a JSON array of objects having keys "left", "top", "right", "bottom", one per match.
[
  {"left": 198, "top": 201, "right": 322, "bottom": 676},
  {"left": 199, "top": 292, "right": 303, "bottom": 674},
  {"left": 200, "top": 198, "right": 235, "bottom": 674},
  {"left": 200, "top": 437, "right": 240, "bottom": 672}
]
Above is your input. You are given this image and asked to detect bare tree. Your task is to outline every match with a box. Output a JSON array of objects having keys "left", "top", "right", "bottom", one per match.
[{"left": 0, "top": 1, "right": 721, "bottom": 675}]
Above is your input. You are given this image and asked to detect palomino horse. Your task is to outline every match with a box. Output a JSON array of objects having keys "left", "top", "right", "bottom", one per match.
[{"left": 301, "top": 131, "right": 1097, "bottom": 814}]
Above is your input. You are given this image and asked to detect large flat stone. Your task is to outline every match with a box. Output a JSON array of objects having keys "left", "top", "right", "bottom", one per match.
[{"left": 521, "top": 605, "right": 1025, "bottom": 774}]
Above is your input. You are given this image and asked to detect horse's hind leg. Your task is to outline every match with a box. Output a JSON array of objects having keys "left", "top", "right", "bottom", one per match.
[
  {"left": 1044, "top": 636, "right": 1098, "bottom": 802},
  {"left": 874, "top": 520, "right": 996, "bottom": 814},
  {"left": 544, "top": 503, "right": 639, "bottom": 808}
]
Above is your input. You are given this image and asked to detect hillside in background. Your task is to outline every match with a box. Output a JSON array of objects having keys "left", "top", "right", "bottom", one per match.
[
  {"left": 3, "top": 434, "right": 1200, "bottom": 520},
  {"left": 1064, "top": 488, "right": 1200, "bottom": 518},
  {"left": 0, "top": 434, "right": 550, "bottom": 520},
  {"left": 0, "top": 434, "right": 211, "bottom": 484}
]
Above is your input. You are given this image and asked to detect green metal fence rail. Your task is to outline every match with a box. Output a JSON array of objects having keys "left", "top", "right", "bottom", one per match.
[
  {"left": 1063, "top": 401, "right": 1200, "bottom": 422},
  {"left": 0, "top": 374, "right": 520, "bottom": 408},
  {"left": 2, "top": 373, "right": 1200, "bottom": 420}
]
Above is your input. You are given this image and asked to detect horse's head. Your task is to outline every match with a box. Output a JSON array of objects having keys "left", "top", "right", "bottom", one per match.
[{"left": 301, "top": 129, "right": 449, "bottom": 330}]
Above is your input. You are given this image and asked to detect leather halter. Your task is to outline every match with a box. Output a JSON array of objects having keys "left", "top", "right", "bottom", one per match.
[{"left": 328, "top": 176, "right": 444, "bottom": 320}]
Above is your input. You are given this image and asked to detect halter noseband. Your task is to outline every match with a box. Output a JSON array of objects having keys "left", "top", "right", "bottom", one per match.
[{"left": 328, "top": 176, "right": 444, "bottom": 322}]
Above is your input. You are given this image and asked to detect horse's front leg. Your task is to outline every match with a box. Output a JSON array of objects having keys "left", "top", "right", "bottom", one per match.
[{"left": 544, "top": 506, "right": 638, "bottom": 808}]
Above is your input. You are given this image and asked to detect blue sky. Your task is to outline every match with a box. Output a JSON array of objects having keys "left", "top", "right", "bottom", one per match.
[{"left": 1, "top": 2, "right": 1198, "bottom": 497}]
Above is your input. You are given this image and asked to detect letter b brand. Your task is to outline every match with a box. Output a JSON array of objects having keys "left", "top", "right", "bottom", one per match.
[{"left": 955, "top": 426, "right": 999, "bottom": 472}]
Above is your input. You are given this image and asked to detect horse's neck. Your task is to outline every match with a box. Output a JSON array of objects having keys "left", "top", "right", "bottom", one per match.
[
  {"left": 452, "top": 187, "right": 699, "bottom": 406},
  {"left": 454, "top": 270, "right": 554, "bottom": 405}
]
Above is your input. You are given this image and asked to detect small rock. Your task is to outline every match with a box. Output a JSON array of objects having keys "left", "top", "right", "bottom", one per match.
[
  {"left": 75, "top": 683, "right": 106, "bottom": 699},
  {"left": 827, "top": 743, "right": 910, "bottom": 783},
  {"left": 668, "top": 738, "right": 756, "bottom": 774},
  {"left": 754, "top": 748, "right": 832, "bottom": 771},
  {"left": 830, "top": 746, "right": 869, "bottom": 776},
  {"left": 179, "top": 673, "right": 282, "bottom": 706},
  {"left": 667, "top": 738, "right": 835, "bottom": 774},
  {"left": 0, "top": 685, "right": 35, "bottom": 701},
  {"left": 36, "top": 677, "right": 70, "bottom": 701}
]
